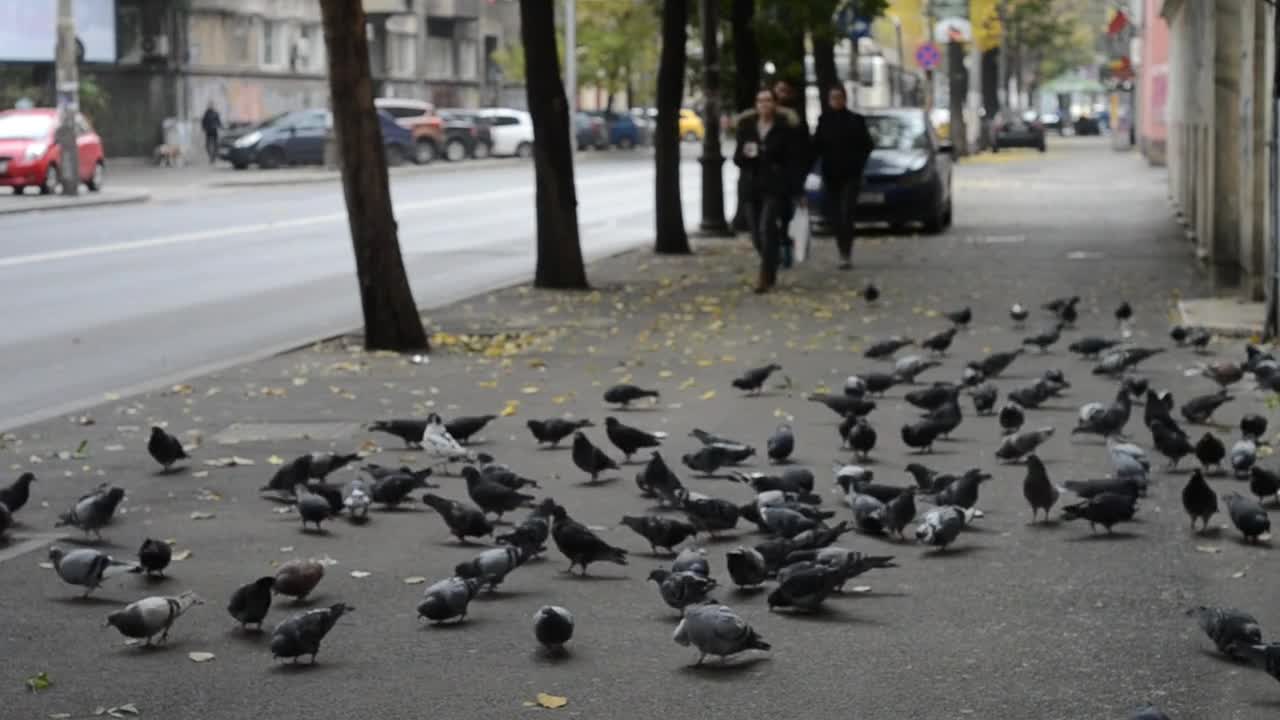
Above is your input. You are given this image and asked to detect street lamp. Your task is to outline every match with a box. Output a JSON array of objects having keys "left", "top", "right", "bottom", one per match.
[{"left": 890, "top": 15, "right": 905, "bottom": 106}]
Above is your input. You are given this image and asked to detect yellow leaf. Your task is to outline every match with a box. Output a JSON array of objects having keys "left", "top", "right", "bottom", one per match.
[
  {"left": 477, "top": 380, "right": 498, "bottom": 389},
  {"left": 535, "top": 693, "right": 568, "bottom": 709},
  {"left": 292, "top": 377, "right": 309, "bottom": 386},
  {"left": 350, "top": 570, "right": 371, "bottom": 579},
  {"left": 699, "top": 390, "right": 716, "bottom": 401},
  {"left": 521, "top": 386, "right": 541, "bottom": 395},
  {"left": 720, "top": 355, "right": 736, "bottom": 363},
  {"left": 266, "top": 455, "right": 285, "bottom": 466},
  {"left": 500, "top": 400, "right": 520, "bottom": 418},
  {"left": 658, "top": 370, "right": 674, "bottom": 378},
  {"left": 403, "top": 576, "right": 427, "bottom": 584},
  {"left": 696, "top": 359, "right": 715, "bottom": 367},
  {"left": 679, "top": 378, "right": 697, "bottom": 390},
  {"left": 187, "top": 651, "right": 216, "bottom": 663},
  {"left": 551, "top": 395, "right": 569, "bottom": 405}
]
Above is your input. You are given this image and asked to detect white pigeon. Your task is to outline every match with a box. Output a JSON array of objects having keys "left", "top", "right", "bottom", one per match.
[
  {"left": 48, "top": 546, "right": 140, "bottom": 597},
  {"left": 422, "top": 413, "right": 477, "bottom": 472},
  {"left": 672, "top": 602, "right": 770, "bottom": 666},
  {"left": 105, "top": 591, "right": 204, "bottom": 646},
  {"left": 344, "top": 478, "right": 371, "bottom": 522}
]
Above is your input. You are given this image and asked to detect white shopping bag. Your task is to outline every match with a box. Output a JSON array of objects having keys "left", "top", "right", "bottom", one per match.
[{"left": 789, "top": 204, "right": 811, "bottom": 263}]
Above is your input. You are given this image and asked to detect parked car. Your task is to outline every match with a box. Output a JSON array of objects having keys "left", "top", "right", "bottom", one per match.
[
  {"left": 992, "top": 110, "right": 1046, "bottom": 152},
  {"left": 0, "top": 108, "right": 105, "bottom": 195},
  {"left": 1073, "top": 115, "right": 1102, "bottom": 136},
  {"left": 805, "top": 107, "right": 953, "bottom": 234},
  {"left": 475, "top": 108, "right": 533, "bottom": 158},
  {"left": 574, "top": 112, "right": 608, "bottom": 150},
  {"left": 589, "top": 111, "right": 640, "bottom": 149},
  {"left": 628, "top": 108, "right": 654, "bottom": 146},
  {"left": 1039, "top": 111, "right": 1065, "bottom": 135},
  {"left": 222, "top": 109, "right": 412, "bottom": 169},
  {"left": 436, "top": 109, "right": 494, "bottom": 160},
  {"left": 375, "top": 98, "right": 447, "bottom": 164},
  {"left": 679, "top": 108, "right": 704, "bottom": 142}
]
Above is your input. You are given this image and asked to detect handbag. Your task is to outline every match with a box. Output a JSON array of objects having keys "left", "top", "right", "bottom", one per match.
[{"left": 789, "top": 204, "right": 811, "bottom": 264}]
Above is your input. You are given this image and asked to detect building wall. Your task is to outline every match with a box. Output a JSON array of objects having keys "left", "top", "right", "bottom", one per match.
[{"left": 1137, "top": 0, "right": 1169, "bottom": 164}]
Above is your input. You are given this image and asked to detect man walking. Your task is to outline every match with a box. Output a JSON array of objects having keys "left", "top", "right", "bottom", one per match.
[
  {"left": 201, "top": 102, "right": 223, "bottom": 164},
  {"left": 812, "top": 85, "right": 873, "bottom": 269},
  {"left": 771, "top": 79, "right": 811, "bottom": 268}
]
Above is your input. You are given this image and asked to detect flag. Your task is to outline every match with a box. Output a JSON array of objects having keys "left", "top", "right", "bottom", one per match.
[{"left": 1106, "top": 10, "right": 1129, "bottom": 36}]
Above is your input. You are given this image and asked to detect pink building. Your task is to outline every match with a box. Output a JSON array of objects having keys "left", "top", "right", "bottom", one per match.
[{"left": 1136, "top": 0, "right": 1169, "bottom": 165}]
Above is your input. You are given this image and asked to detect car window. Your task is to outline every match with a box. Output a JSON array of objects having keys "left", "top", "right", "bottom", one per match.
[
  {"left": 293, "top": 110, "right": 329, "bottom": 130},
  {"left": 865, "top": 114, "right": 928, "bottom": 151},
  {"left": 0, "top": 113, "right": 54, "bottom": 140},
  {"left": 491, "top": 115, "right": 518, "bottom": 126}
]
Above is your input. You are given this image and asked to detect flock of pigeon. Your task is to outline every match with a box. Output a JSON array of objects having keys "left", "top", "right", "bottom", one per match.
[{"left": 4, "top": 292, "right": 1280, "bottom": 716}]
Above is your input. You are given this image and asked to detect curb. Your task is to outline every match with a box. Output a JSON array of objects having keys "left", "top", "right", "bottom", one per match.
[
  {"left": 1176, "top": 298, "right": 1266, "bottom": 338},
  {"left": 0, "top": 190, "right": 151, "bottom": 216}
]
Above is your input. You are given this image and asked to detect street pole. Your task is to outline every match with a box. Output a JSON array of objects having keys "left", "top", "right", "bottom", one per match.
[
  {"left": 894, "top": 18, "right": 905, "bottom": 107},
  {"left": 565, "top": 0, "right": 577, "bottom": 149},
  {"left": 947, "top": 39, "right": 967, "bottom": 157},
  {"left": 698, "top": 0, "right": 729, "bottom": 235},
  {"left": 55, "top": 0, "right": 80, "bottom": 196}
]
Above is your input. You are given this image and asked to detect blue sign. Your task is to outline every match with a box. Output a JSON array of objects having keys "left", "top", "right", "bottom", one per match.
[
  {"left": 850, "top": 17, "right": 872, "bottom": 40},
  {"left": 915, "top": 43, "right": 940, "bottom": 70}
]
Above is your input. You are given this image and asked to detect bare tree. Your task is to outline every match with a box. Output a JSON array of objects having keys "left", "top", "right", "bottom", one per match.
[
  {"left": 698, "top": 0, "right": 729, "bottom": 235},
  {"left": 654, "top": 0, "right": 691, "bottom": 254},
  {"left": 729, "top": 0, "right": 759, "bottom": 231},
  {"left": 318, "top": 0, "right": 427, "bottom": 351},
  {"left": 520, "top": 0, "right": 589, "bottom": 288}
]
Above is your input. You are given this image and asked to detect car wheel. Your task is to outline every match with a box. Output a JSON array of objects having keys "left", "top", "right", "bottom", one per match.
[
  {"left": 683, "top": 131, "right": 698, "bottom": 143},
  {"left": 86, "top": 160, "right": 105, "bottom": 192},
  {"left": 40, "top": 164, "right": 60, "bottom": 195},
  {"left": 445, "top": 139, "right": 468, "bottom": 162},
  {"left": 922, "top": 200, "right": 947, "bottom": 235},
  {"left": 942, "top": 197, "right": 953, "bottom": 228},
  {"left": 618, "top": 136, "right": 634, "bottom": 150},
  {"left": 472, "top": 142, "right": 491, "bottom": 160},
  {"left": 11, "top": 186, "right": 24, "bottom": 195},
  {"left": 414, "top": 140, "right": 437, "bottom": 165},
  {"left": 1038, "top": 143, "right": 1047, "bottom": 153},
  {"left": 257, "top": 146, "right": 284, "bottom": 170},
  {"left": 515, "top": 142, "right": 533, "bottom": 159}
]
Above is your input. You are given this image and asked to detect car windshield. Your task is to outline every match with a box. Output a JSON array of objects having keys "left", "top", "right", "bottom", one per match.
[
  {"left": 0, "top": 114, "right": 53, "bottom": 140},
  {"left": 865, "top": 114, "right": 928, "bottom": 151},
  {"left": 255, "top": 112, "right": 291, "bottom": 129}
]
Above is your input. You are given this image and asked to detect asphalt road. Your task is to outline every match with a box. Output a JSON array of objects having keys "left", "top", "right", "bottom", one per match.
[
  {"left": 3, "top": 138, "right": 1278, "bottom": 720},
  {"left": 0, "top": 149, "right": 719, "bottom": 431}
]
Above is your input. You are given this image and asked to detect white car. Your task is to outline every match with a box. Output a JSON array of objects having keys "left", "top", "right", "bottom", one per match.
[{"left": 476, "top": 108, "right": 533, "bottom": 158}]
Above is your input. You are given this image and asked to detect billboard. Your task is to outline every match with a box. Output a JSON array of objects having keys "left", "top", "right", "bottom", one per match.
[{"left": 0, "top": 0, "right": 117, "bottom": 63}]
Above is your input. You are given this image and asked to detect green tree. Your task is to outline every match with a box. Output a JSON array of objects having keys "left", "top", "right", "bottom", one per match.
[{"left": 578, "top": 0, "right": 660, "bottom": 110}]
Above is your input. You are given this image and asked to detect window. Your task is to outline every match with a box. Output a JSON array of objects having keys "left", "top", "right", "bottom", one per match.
[
  {"left": 293, "top": 110, "right": 330, "bottom": 131},
  {"left": 490, "top": 114, "right": 518, "bottom": 127},
  {"left": 426, "top": 17, "right": 455, "bottom": 79},
  {"left": 230, "top": 16, "right": 253, "bottom": 64},
  {"left": 388, "top": 32, "right": 415, "bottom": 78},
  {"left": 865, "top": 114, "right": 928, "bottom": 151},
  {"left": 262, "top": 20, "right": 280, "bottom": 67}
]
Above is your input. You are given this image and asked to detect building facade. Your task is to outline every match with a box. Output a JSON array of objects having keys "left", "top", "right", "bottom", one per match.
[
  {"left": 59, "top": 0, "right": 523, "bottom": 157},
  {"left": 1134, "top": 0, "right": 1168, "bottom": 165}
]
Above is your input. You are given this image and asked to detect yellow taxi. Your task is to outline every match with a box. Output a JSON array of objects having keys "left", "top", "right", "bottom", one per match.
[{"left": 679, "top": 109, "right": 704, "bottom": 142}]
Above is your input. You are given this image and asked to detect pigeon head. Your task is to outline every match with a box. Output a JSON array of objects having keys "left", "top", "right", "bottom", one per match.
[
  {"left": 536, "top": 498, "right": 559, "bottom": 515},
  {"left": 150, "top": 426, "right": 166, "bottom": 437},
  {"left": 17, "top": 472, "right": 35, "bottom": 485},
  {"left": 475, "top": 452, "right": 495, "bottom": 464},
  {"left": 253, "top": 576, "right": 276, "bottom": 591},
  {"left": 461, "top": 466, "right": 481, "bottom": 484},
  {"left": 647, "top": 568, "right": 671, "bottom": 583},
  {"left": 105, "top": 487, "right": 126, "bottom": 505},
  {"left": 426, "top": 413, "right": 443, "bottom": 424},
  {"left": 605, "top": 417, "right": 620, "bottom": 429},
  {"left": 915, "top": 522, "right": 936, "bottom": 544},
  {"left": 328, "top": 602, "right": 353, "bottom": 618},
  {"left": 550, "top": 505, "right": 569, "bottom": 521},
  {"left": 47, "top": 546, "right": 65, "bottom": 565}
]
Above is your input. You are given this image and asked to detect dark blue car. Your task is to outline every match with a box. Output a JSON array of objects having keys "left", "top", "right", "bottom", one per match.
[
  {"left": 806, "top": 107, "right": 954, "bottom": 234},
  {"left": 588, "top": 111, "right": 641, "bottom": 149},
  {"left": 223, "top": 109, "right": 413, "bottom": 170}
]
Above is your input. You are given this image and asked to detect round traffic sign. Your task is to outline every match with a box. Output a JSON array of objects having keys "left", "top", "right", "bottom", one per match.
[{"left": 915, "top": 43, "right": 940, "bottom": 70}]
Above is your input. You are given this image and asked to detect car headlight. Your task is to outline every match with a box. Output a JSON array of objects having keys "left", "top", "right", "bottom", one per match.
[
  {"left": 23, "top": 142, "right": 48, "bottom": 161},
  {"left": 906, "top": 155, "right": 929, "bottom": 172},
  {"left": 234, "top": 131, "right": 262, "bottom": 148},
  {"left": 803, "top": 173, "right": 822, "bottom": 192}
]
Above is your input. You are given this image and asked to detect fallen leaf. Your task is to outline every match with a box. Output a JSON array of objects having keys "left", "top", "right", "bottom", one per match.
[
  {"left": 189, "top": 511, "right": 215, "bottom": 520},
  {"left": 108, "top": 704, "right": 139, "bottom": 717},
  {"left": 266, "top": 455, "right": 285, "bottom": 466},
  {"left": 658, "top": 369, "right": 674, "bottom": 378},
  {"left": 535, "top": 693, "right": 568, "bottom": 709},
  {"left": 849, "top": 585, "right": 872, "bottom": 594},
  {"left": 350, "top": 570, "right": 371, "bottom": 579},
  {"left": 38, "top": 561, "right": 54, "bottom": 569},
  {"left": 699, "top": 390, "right": 716, "bottom": 401},
  {"left": 499, "top": 400, "right": 520, "bottom": 418},
  {"left": 172, "top": 549, "right": 192, "bottom": 561},
  {"left": 403, "top": 576, "right": 427, "bottom": 584},
  {"left": 292, "top": 377, "right": 309, "bottom": 387},
  {"left": 1232, "top": 570, "right": 1247, "bottom": 579},
  {"left": 1194, "top": 545, "right": 1222, "bottom": 554},
  {"left": 317, "top": 555, "right": 339, "bottom": 566},
  {"left": 280, "top": 546, "right": 295, "bottom": 552},
  {"left": 192, "top": 470, "right": 209, "bottom": 479},
  {"left": 187, "top": 651, "right": 215, "bottom": 663},
  {"left": 25, "top": 671, "right": 51, "bottom": 693},
  {"left": 521, "top": 386, "right": 540, "bottom": 395},
  {"left": 104, "top": 444, "right": 124, "bottom": 452},
  {"left": 48, "top": 714, "right": 72, "bottom": 719}
]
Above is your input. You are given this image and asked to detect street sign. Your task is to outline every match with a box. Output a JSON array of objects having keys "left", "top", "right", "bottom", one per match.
[
  {"left": 850, "top": 17, "right": 872, "bottom": 40},
  {"left": 915, "top": 43, "right": 940, "bottom": 71}
]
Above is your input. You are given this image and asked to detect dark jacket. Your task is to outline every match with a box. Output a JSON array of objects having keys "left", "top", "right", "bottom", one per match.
[
  {"left": 733, "top": 107, "right": 809, "bottom": 200},
  {"left": 201, "top": 108, "right": 222, "bottom": 136},
  {"left": 812, "top": 108, "right": 873, "bottom": 184}
]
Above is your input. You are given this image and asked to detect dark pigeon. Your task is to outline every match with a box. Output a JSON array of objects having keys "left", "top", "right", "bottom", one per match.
[
  {"left": 1061, "top": 492, "right": 1137, "bottom": 534},
  {"left": 444, "top": 415, "right": 497, "bottom": 445},
  {"left": 621, "top": 515, "right": 698, "bottom": 555},
  {"left": 603, "top": 384, "right": 660, "bottom": 408},
  {"left": 572, "top": 431, "right": 619, "bottom": 483},
  {"left": 1022, "top": 454, "right": 1059, "bottom": 523},
  {"left": 551, "top": 505, "right": 628, "bottom": 575},
  {"left": 422, "top": 493, "right": 494, "bottom": 544},
  {"left": 137, "top": 538, "right": 172, "bottom": 577},
  {"left": 1180, "top": 469, "right": 1218, "bottom": 533},
  {"left": 463, "top": 466, "right": 534, "bottom": 520},
  {"left": 604, "top": 417, "right": 664, "bottom": 462},
  {"left": 1224, "top": 492, "right": 1271, "bottom": 543},
  {"left": 368, "top": 418, "right": 427, "bottom": 447},
  {"left": 227, "top": 576, "right": 275, "bottom": 630},
  {"left": 0, "top": 472, "right": 36, "bottom": 514},
  {"left": 271, "top": 603, "right": 353, "bottom": 664},
  {"left": 527, "top": 418, "right": 593, "bottom": 447},
  {"left": 147, "top": 426, "right": 188, "bottom": 471},
  {"left": 732, "top": 363, "right": 781, "bottom": 394}
]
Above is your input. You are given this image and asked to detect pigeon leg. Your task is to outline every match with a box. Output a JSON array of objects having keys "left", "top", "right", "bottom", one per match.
[{"left": 694, "top": 653, "right": 706, "bottom": 667}]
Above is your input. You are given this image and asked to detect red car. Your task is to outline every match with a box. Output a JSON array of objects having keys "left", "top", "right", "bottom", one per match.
[{"left": 0, "top": 108, "right": 106, "bottom": 195}]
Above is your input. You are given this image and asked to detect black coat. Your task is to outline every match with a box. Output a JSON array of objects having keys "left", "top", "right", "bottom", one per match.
[
  {"left": 201, "top": 109, "right": 222, "bottom": 136},
  {"left": 812, "top": 109, "right": 873, "bottom": 184},
  {"left": 734, "top": 108, "right": 809, "bottom": 201}
]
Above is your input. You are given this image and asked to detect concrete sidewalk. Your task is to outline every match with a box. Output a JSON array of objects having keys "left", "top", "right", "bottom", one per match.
[
  {"left": 0, "top": 187, "right": 150, "bottom": 216},
  {"left": 2, "top": 138, "right": 1276, "bottom": 720}
]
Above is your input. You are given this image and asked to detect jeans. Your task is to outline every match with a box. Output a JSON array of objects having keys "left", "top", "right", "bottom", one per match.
[
  {"left": 744, "top": 195, "right": 787, "bottom": 285},
  {"left": 824, "top": 177, "right": 860, "bottom": 260},
  {"left": 205, "top": 134, "right": 218, "bottom": 163}
]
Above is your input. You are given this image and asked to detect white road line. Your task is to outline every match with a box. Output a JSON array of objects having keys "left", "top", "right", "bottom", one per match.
[{"left": 0, "top": 168, "right": 662, "bottom": 270}]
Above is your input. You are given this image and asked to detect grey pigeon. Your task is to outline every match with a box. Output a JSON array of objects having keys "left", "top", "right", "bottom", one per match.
[
  {"left": 147, "top": 426, "right": 188, "bottom": 471},
  {"left": 1022, "top": 323, "right": 1064, "bottom": 352},
  {"left": 0, "top": 472, "right": 36, "bottom": 514},
  {"left": 305, "top": 451, "right": 359, "bottom": 480},
  {"left": 915, "top": 506, "right": 968, "bottom": 550},
  {"left": 1061, "top": 492, "right": 1137, "bottom": 534},
  {"left": 671, "top": 547, "right": 711, "bottom": 577},
  {"left": 681, "top": 445, "right": 732, "bottom": 477},
  {"left": 783, "top": 546, "right": 896, "bottom": 589},
  {"left": 273, "top": 558, "right": 325, "bottom": 601},
  {"left": 418, "top": 576, "right": 481, "bottom": 624},
  {"left": 1022, "top": 454, "right": 1059, "bottom": 522},
  {"left": 921, "top": 469, "right": 991, "bottom": 509},
  {"left": 55, "top": 485, "right": 125, "bottom": 541},
  {"left": 1230, "top": 439, "right": 1257, "bottom": 479},
  {"left": 881, "top": 486, "right": 917, "bottom": 539},
  {"left": 768, "top": 563, "right": 842, "bottom": 611},
  {"left": 551, "top": 505, "right": 628, "bottom": 575},
  {"left": 732, "top": 363, "right": 781, "bottom": 394},
  {"left": 621, "top": 515, "right": 697, "bottom": 555},
  {"left": 649, "top": 569, "right": 717, "bottom": 613},
  {"left": 895, "top": 355, "right": 941, "bottom": 383},
  {"left": 848, "top": 490, "right": 887, "bottom": 535},
  {"left": 106, "top": 591, "right": 203, "bottom": 647},
  {"left": 760, "top": 505, "right": 819, "bottom": 539},
  {"left": 271, "top": 603, "right": 352, "bottom": 663},
  {"left": 766, "top": 424, "right": 795, "bottom": 463},
  {"left": 527, "top": 418, "right": 593, "bottom": 447},
  {"left": 605, "top": 417, "right": 666, "bottom": 462},
  {"left": 996, "top": 427, "right": 1055, "bottom": 462},
  {"left": 1108, "top": 438, "right": 1151, "bottom": 480},
  {"left": 1072, "top": 387, "right": 1131, "bottom": 439},
  {"left": 422, "top": 493, "right": 493, "bottom": 543},
  {"left": 1181, "top": 390, "right": 1233, "bottom": 424},
  {"left": 1188, "top": 605, "right": 1262, "bottom": 660},
  {"left": 673, "top": 602, "right": 770, "bottom": 665},
  {"left": 864, "top": 337, "right": 914, "bottom": 359},
  {"left": 809, "top": 392, "right": 876, "bottom": 418},
  {"left": 968, "top": 348, "right": 1023, "bottom": 378},
  {"left": 635, "top": 451, "right": 687, "bottom": 506},
  {"left": 295, "top": 484, "right": 333, "bottom": 531},
  {"left": 725, "top": 546, "right": 767, "bottom": 588},
  {"left": 572, "top": 431, "right": 619, "bottom": 483},
  {"left": 262, "top": 455, "right": 314, "bottom": 495},
  {"left": 533, "top": 605, "right": 574, "bottom": 654},
  {"left": 1068, "top": 336, "right": 1121, "bottom": 359},
  {"left": 1181, "top": 470, "right": 1218, "bottom": 533},
  {"left": 227, "top": 576, "right": 275, "bottom": 630},
  {"left": 48, "top": 546, "right": 141, "bottom": 597},
  {"left": 495, "top": 497, "right": 558, "bottom": 556},
  {"left": 454, "top": 546, "right": 527, "bottom": 591},
  {"left": 137, "top": 538, "right": 172, "bottom": 577},
  {"left": 603, "top": 383, "right": 660, "bottom": 407},
  {"left": 1224, "top": 492, "right": 1271, "bottom": 543},
  {"left": 969, "top": 383, "right": 998, "bottom": 415},
  {"left": 905, "top": 383, "right": 959, "bottom": 412},
  {"left": 681, "top": 493, "right": 740, "bottom": 535}
]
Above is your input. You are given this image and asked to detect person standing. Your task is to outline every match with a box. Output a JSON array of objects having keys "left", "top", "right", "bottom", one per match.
[
  {"left": 812, "top": 85, "right": 873, "bottom": 269},
  {"left": 771, "top": 79, "right": 811, "bottom": 267},
  {"left": 734, "top": 88, "right": 808, "bottom": 294},
  {"left": 201, "top": 102, "right": 223, "bottom": 164}
]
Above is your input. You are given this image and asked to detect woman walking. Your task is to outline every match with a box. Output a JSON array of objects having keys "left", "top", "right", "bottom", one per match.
[{"left": 733, "top": 88, "right": 808, "bottom": 293}]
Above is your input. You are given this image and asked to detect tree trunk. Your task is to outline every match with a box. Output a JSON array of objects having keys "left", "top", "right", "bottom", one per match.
[
  {"left": 318, "top": 0, "right": 427, "bottom": 352},
  {"left": 730, "top": 0, "right": 758, "bottom": 231},
  {"left": 813, "top": 33, "right": 838, "bottom": 116},
  {"left": 698, "top": 0, "right": 729, "bottom": 235},
  {"left": 655, "top": 0, "right": 691, "bottom": 254},
  {"left": 520, "top": 0, "right": 589, "bottom": 289}
]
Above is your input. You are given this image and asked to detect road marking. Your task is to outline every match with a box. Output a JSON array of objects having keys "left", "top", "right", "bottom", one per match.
[
  {"left": 0, "top": 168, "right": 663, "bottom": 270},
  {"left": 0, "top": 531, "right": 65, "bottom": 565}
]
